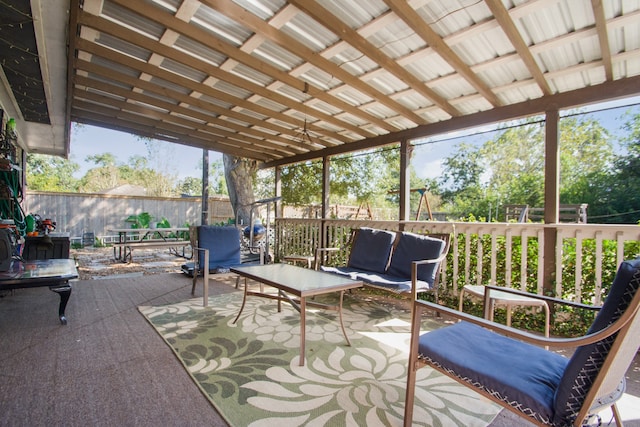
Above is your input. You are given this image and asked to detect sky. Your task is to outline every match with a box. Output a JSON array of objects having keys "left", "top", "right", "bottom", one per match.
[
  {"left": 70, "top": 125, "right": 222, "bottom": 180},
  {"left": 69, "top": 97, "right": 640, "bottom": 182}
]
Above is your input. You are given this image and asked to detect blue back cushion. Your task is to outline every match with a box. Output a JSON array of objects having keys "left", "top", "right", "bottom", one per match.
[
  {"left": 387, "top": 232, "right": 446, "bottom": 285},
  {"left": 198, "top": 226, "right": 241, "bottom": 270},
  {"left": 553, "top": 257, "right": 640, "bottom": 425},
  {"left": 347, "top": 228, "right": 396, "bottom": 274}
]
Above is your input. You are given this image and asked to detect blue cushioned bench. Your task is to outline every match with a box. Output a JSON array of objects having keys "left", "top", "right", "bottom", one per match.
[{"left": 318, "top": 227, "right": 449, "bottom": 302}]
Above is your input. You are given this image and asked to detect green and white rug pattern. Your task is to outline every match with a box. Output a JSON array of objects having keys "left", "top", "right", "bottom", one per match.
[{"left": 140, "top": 292, "right": 500, "bottom": 427}]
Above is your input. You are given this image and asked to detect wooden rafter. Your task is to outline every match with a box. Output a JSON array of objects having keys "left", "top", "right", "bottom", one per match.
[
  {"left": 591, "top": 0, "right": 613, "bottom": 81},
  {"left": 485, "top": 0, "right": 553, "bottom": 96}
]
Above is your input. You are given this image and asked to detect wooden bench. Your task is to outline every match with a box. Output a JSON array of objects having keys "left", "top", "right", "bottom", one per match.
[{"left": 113, "top": 240, "right": 191, "bottom": 263}]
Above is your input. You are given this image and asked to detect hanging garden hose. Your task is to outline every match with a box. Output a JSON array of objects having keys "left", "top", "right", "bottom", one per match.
[{"left": 0, "top": 168, "right": 27, "bottom": 236}]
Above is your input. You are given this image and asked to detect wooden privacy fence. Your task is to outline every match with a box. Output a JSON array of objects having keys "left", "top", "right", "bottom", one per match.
[{"left": 23, "top": 191, "right": 234, "bottom": 242}]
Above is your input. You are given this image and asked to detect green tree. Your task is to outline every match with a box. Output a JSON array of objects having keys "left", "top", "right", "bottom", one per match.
[
  {"left": 606, "top": 110, "right": 640, "bottom": 223},
  {"left": 280, "top": 160, "right": 322, "bottom": 205},
  {"left": 78, "top": 153, "right": 120, "bottom": 192},
  {"left": 438, "top": 115, "right": 616, "bottom": 222},
  {"left": 330, "top": 149, "right": 398, "bottom": 204},
  {"left": 438, "top": 142, "right": 489, "bottom": 219},
  {"left": 176, "top": 177, "right": 202, "bottom": 196},
  {"left": 278, "top": 147, "right": 403, "bottom": 214},
  {"left": 26, "top": 154, "right": 80, "bottom": 191},
  {"left": 482, "top": 122, "right": 545, "bottom": 210},
  {"left": 210, "top": 159, "right": 228, "bottom": 195},
  {"left": 77, "top": 152, "right": 177, "bottom": 196}
]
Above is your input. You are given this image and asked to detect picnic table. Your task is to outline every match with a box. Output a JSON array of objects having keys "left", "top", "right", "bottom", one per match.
[{"left": 109, "top": 227, "right": 190, "bottom": 263}]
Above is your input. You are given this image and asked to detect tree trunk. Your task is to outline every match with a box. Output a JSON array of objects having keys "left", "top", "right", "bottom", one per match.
[{"left": 223, "top": 154, "right": 257, "bottom": 226}]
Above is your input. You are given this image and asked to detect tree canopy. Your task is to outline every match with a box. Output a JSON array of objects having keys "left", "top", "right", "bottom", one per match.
[
  {"left": 435, "top": 111, "right": 637, "bottom": 223},
  {"left": 25, "top": 107, "right": 640, "bottom": 224},
  {"left": 26, "top": 151, "right": 226, "bottom": 198}
]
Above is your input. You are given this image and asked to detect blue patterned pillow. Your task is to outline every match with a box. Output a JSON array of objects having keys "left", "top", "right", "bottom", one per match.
[
  {"left": 347, "top": 228, "right": 396, "bottom": 274},
  {"left": 386, "top": 232, "right": 446, "bottom": 285}
]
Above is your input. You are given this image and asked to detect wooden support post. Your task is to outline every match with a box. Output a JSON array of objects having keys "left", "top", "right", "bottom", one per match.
[{"left": 544, "top": 109, "right": 560, "bottom": 295}]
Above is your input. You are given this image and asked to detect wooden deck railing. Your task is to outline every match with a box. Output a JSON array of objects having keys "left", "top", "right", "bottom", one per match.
[{"left": 274, "top": 218, "right": 640, "bottom": 305}]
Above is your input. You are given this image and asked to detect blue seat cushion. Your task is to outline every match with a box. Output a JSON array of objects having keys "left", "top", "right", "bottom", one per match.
[
  {"left": 552, "top": 257, "right": 640, "bottom": 425},
  {"left": 319, "top": 267, "right": 431, "bottom": 293},
  {"left": 419, "top": 321, "right": 567, "bottom": 426},
  {"left": 386, "top": 232, "right": 446, "bottom": 286},
  {"left": 198, "top": 226, "right": 241, "bottom": 270},
  {"left": 352, "top": 271, "right": 431, "bottom": 293},
  {"left": 347, "top": 228, "right": 396, "bottom": 274},
  {"left": 320, "top": 266, "right": 360, "bottom": 280}
]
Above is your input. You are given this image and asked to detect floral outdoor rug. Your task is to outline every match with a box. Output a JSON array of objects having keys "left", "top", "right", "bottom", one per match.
[{"left": 139, "top": 291, "right": 501, "bottom": 426}]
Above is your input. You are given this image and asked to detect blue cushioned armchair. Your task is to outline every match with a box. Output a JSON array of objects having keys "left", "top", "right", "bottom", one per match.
[
  {"left": 404, "top": 258, "right": 640, "bottom": 427},
  {"left": 182, "top": 225, "right": 263, "bottom": 306}
]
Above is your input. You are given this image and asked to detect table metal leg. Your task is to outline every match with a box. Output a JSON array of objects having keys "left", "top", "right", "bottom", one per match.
[
  {"left": 114, "top": 232, "right": 126, "bottom": 260},
  {"left": 49, "top": 283, "right": 72, "bottom": 325},
  {"left": 233, "top": 278, "right": 249, "bottom": 324},
  {"left": 299, "top": 297, "right": 306, "bottom": 366},
  {"left": 338, "top": 290, "right": 351, "bottom": 347}
]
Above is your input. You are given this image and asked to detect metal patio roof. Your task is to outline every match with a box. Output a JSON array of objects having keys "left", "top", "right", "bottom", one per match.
[{"left": 2, "top": 0, "right": 640, "bottom": 165}]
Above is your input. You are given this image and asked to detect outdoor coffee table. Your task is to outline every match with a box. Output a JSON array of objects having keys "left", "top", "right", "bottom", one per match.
[
  {"left": 0, "top": 258, "right": 78, "bottom": 324},
  {"left": 231, "top": 263, "right": 363, "bottom": 366}
]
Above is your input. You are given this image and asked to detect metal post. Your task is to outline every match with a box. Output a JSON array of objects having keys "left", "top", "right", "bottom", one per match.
[{"left": 201, "top": 149, "right": 209, "bottom": 225}]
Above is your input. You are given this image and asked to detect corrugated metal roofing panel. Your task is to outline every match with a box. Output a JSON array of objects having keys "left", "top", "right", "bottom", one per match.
[
  {"left": 429, "top": 75, "right": 476, "bottom": 100},
  {"left": 250, "top": 38, "right": 304, "bottom": 71},
  {"left": 158, "top": 57, "right": 208, "bottom": 83},
  {"left": 58, "top": 0, "right": 640, "bottom": 163},
  {"left": 194, "top": 93, "right": 233, "bottom": 110},
  {"left": 233, "top": 0, "right": 285, "bottom": 21},
  {"left": 306, "top": 100, "right": 342, "bottom": 116},
  {"left": 362, "top": 102, "right": 398, "bottom": 121},
  {"left": 363, "top": 70, "right": 408, "bottom": 95},
  {"left": 451, "top": 27, "right": 511, "bottom": 68},
  {"left": 227, "top": 61, "right": 274, "bottom": 87},
  {"left": 274, "top": 85, "right": 307, "bottom": 103},
  {"left": 211, "top": 79, "right": 253, "bottom": 100},
  {"left": 331, "top": 111, "right": 368, "bottom": 128},
  {"left": 80, "top": 73, "right": 130, "bottom": 92},
  {"left": 298, "top": 67, "right": 341, "bottom": 91},
  {"left": 495, "top": 80, "right": 544, "bottom": 104},
  {"left": 392, "top": 89, "right": 433, "bottom": 110},
  {"left": 449, "top": 94, "right": 493, "bottom": 115},
  {"left": 173, "top": 34, "right": 228, "bottom": 67},
  {"left": 330, "top": 86, "right": 374, "bottom": 107},
  {"left": 146, "top": 75, "right": 191, "bottom": 96},
  {"left": 403, "top": 51, "right": 455, "bottom": 81},
  {"left": 139, "top": 89, "right": 181, "bottom": 106},
  {"left": 415, "top": 105, "right": 451, "bottom": 123},
  {"left": 149, "top": 0, "right": 181, "bottom": 11},
  {"left": 366, "top": 19, "right": 425, "bottom": 59},
  {"left": 93, "top": 33, "right": 152, "bottom": 62},
  {"left": 318, "top": 0, "right": 387, "bottom": 29},
  {"left": 327, "top": 45, "right": 380, "bottom": 75},
  {"left": 279, "top": 8, "right": 338, "bottom": 51},
  {"left": 252, "top": 97, "right": 288, "bottom": 113},
  {"left": 415, "top": 0, "right": 491, "bottom": 37},
  {"left": 191, "top": 3, "right": 253, "bottom": 47},
  {"left": 90, "top": 56, "right": 140, "bottom": 78},
  {"left": 101, "top": 1, "right": 165, "bottom": 40}
]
